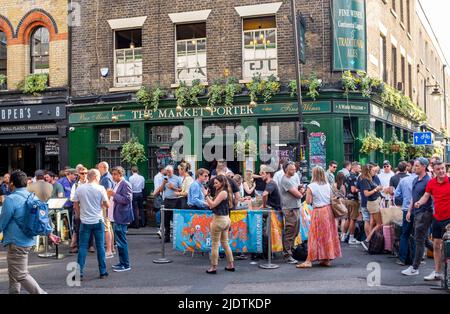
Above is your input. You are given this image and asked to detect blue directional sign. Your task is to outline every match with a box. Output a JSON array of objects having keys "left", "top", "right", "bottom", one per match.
[{"left": 413, "top": 132, "right": 433, "bottom": 145}]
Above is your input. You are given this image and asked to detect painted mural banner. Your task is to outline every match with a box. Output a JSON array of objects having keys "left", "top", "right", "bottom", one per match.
[
  {"left": 309, "top": 132, "right": 327, "bottom": 173},
  {"left": 270, "top": 203, "right": 313, "bottom": 252},
  {"left": 332, "top": 0, "right": 367, "bottom": 71},
  {"left": 172, "top": 209, "right": 263, "bottom": 253}
]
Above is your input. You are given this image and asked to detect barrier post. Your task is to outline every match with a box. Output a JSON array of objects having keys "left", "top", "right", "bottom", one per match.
[
  {"left": 259, "top": 209, "right": 279, "bottom": 269},
  {"left": 153, "top": 206, "right": 172, "bottom": 264}
]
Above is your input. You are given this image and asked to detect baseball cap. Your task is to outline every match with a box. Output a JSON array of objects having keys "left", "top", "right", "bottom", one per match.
[
  {"left": 417, "top": 157, "right": 429, "bottom": 167},
  {"left": 34, "top": 170, "right": 45, "bottom": 178},
  {"left": 383, "top": 160, "right": 390, "bottom": 166}
]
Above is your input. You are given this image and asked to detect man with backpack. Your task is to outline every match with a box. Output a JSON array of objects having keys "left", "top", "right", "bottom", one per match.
[{"left": 0, "top": 170, "right": 60, "bottom": 294}]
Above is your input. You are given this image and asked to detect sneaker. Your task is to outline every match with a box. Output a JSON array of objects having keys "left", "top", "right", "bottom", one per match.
[
  {"left": 402, "top": 266, "right": 419, "bottom": 276},
  {"left": 348, "top": 238, "right": 361, "bottom": 245},
  {"left": 112, "top": 264, "right": 123, "bottom": 270},
  {"left": 156, "top": 230, "right": 162, "bottom": 239},
  {"left": 113, "top": 266, "right": 131, "bottom": 272},
  {"left": 284, "top": 256, "right": 298, "bottom": 264},
  {"left": 106, "top": 254, "right": 114, "bottom": 259},
  {"left": 396, "top": 259, "right": 406, "bottom": 266},
  {"left": 424, "top": 271, "right": 444, "bottom": 281},
  {"left": 361, "top": 240, "right": 369, "bottom": 251},
  {"left": 340, "top": 233, "right": 347, "bottom": 242}
]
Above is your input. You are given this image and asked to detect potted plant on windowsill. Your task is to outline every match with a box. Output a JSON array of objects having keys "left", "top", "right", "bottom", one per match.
[
  {"left": 121, "top": 137, "right": 148, "bottom": 166},
  {"left": 0, "top": 74, "right": 6, "bottom": 90},
  {"left": 19, "top": 73, "right": 48, "bottom": 96}
]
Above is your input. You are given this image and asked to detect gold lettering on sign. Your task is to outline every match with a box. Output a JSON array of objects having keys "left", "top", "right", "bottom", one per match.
[
  {"left": 303, "top": 103, "right": 321, "bottom": 112},
  {"left": 158, "top": 109, "right": 167, "bottom": 118}
]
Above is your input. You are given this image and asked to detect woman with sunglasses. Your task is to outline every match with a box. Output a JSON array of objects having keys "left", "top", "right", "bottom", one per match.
[{"left": 205, "top": 175, "right": 235, "bottom": 274}]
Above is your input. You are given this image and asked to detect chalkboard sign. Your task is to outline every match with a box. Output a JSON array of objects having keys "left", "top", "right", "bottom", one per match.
[{"left": 309, "top": 132, "right": 326, "bottom": 172}]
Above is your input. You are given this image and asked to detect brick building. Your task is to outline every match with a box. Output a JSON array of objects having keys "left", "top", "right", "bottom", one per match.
[
  {"left": 67, "top": 0, "right": 449, "bottom": 186},
  {"left": 0, "top": 0, "right": 69, "bottom": 175}
]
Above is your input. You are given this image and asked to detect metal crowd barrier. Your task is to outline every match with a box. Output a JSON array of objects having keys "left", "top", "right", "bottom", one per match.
[{"left": 153, "top": 206, "right": 280, "bottom": 269}]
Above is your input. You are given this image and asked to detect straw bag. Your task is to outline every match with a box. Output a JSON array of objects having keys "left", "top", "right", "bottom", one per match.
[
  {"left": 380, "top": 200, "right": 403, "bottom": 226},
  {"left": 331, "top": 197, "right": 348, "bottom": 218}
]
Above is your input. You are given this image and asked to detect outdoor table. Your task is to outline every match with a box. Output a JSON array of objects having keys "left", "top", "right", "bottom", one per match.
[{"left": 38, "top": 198, "right": 68, "bottom": 259}]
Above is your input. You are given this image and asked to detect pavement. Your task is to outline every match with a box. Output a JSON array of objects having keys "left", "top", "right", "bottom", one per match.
[{"left": 0, "top": 227, "right": 448, "bottom": 294}]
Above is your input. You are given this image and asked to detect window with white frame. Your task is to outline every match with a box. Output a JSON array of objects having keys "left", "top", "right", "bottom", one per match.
[
  {"left": 31, "top": 27, "right": 49, "bottom": 74},
  {"left": 114, "top": 29, "right": 142, "bottom": 87},
  {"left": 242, "top": 16, "right": 277, "bottom": 80},
  {"left": 176, "top": 23, "right": 207, "bottom": 84}
]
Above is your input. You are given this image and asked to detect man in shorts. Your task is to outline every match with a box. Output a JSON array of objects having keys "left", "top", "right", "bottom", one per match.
[
  {"left": 342, "top": 162, "right": 361, "bottom": 244},
  {"left": 413, "top": 160, "right": 450, "bottom": 281}
]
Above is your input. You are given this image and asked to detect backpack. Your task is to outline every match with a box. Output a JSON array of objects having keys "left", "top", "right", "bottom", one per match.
[
  {"left": 292, "top": 242, "right": 308, "bottom": 262},
  {"left": 17, "top": 193, "right": 52, "bottom": 237},
  {"left": 368, "top": 229, "right": 385, "bottom": 255},
  {"left": 354, "top": 220, "right": 366, "bottom": 242}
]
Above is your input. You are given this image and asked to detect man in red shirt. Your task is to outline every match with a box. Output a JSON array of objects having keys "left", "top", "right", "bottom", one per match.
[{"left": 414, "top": 160, "right": 450, "bottom": 281}]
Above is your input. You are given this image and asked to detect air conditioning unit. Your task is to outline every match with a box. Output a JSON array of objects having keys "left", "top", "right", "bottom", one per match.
[{"left": 397, "top": 82, "right": 404, "bottom": 92}]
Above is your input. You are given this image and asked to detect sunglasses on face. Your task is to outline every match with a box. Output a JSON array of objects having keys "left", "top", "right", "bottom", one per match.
[{"left": 79, "top": 172, "right": 87, "bottom": 175}]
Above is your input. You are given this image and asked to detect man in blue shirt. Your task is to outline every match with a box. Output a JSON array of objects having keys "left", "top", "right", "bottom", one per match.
[
  {"left": 187, "top": 168, "right": 210, "bottom": 210},
  {"left": 0, "top": 171, "right": 60, "bottom": 294},
  {"left": 394, "top": 171, "right": 416, "bottom": 265},
  {"left": 402, "top": 157, "right": 433, "bottom": 276},
  {"left": 98, "top": 162, "right": 115, "bottom": 190}
]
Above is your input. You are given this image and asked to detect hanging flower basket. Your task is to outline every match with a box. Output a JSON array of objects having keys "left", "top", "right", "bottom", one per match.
[{"left": 234, "top": 139, "right": 257, "bottom": 157}]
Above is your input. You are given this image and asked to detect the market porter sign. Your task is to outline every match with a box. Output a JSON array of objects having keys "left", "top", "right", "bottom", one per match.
[
  {"left": 69, "top": 102, "right": 333, "bottom": 124},
  {"left": 332, "top": 0, "right": 367, "bottom": 71}
]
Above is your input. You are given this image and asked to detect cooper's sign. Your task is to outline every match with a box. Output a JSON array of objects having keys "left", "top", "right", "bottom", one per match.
[{"left": 0, "top": 105, "right": 66, "bottom": 122}]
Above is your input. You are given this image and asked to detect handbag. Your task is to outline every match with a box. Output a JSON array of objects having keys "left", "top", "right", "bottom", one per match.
[
  {"left": 380, "top": 200, "right": 403, "bottom": 226},
  {"left": 331, "top": 185, "right": 348, "bottom": 218}
]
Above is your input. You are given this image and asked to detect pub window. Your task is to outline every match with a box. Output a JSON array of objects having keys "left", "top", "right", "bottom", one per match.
[
  {"left": 243, "top": 16, "right": 277, "bottom": 80},
  {"left": 380, "top": 35, "right": 387, "bottom": 82},
  {"left": 406, "top": 0, "right": 411, "bottom": 33},
  {"left": 176, "top": 23, "right": 207, "bottom": 84},
  {"left": 148, "top": 125, "right": 183, "bottom": 179},
  {"left": 408, "top": 63, "right": 412, "bottom": 98},
  {"left": 343, "top": 118, "right": 355, "bottom": 162},
  {"left": 401, "top": 55, "right": 406, "bottom": 93},
  {"left": 97, "top": 127, "right": 131, "bottom": 169},
  {"left": 391, "top": 46, "right": 397, "bottom": 88},
  {"left": 114, "top": 29, "right": 142, "bottom": 87},
  {"left": 261, "top": 121, "right": 298, "bottom": 143},
  {"left": 30, "top": 27, "right": 49, "bottom": 74},
  {"left": 400, "top": 0, "right": 404, "bottom": 23},
  {"left": 0, "top": 31, "right": 6, "bottom": 90}
]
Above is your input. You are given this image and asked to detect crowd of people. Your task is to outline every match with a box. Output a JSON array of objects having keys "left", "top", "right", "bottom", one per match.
[{"left": 0, "top": 156, "right": 449, "bottom": 293}]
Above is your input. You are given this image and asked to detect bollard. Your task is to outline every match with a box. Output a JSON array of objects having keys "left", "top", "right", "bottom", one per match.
[
  {"left": 259, "top": 209, "right": 279, "bottom": 269},
  {"left": 153, "top": 206, "right": 172, "bottom": 264}
]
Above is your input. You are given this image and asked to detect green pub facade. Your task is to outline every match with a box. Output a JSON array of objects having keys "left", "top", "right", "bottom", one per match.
[{"left": 68, "top": 90, "right": 418, "bottom": 191}]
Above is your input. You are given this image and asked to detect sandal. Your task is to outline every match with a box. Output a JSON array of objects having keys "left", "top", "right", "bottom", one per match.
[
  {"left": 319, "top": 261, "right": 331, "bottom": 267},
  {"left": 296, "top": 261, "right": 312, "bottom": 268}
]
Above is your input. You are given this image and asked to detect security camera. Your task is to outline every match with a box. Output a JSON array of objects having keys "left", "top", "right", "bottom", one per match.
[
  {"left": 69, "top": 127, "right": 75, "bottom": 132},
  {"left": 100, "top": 68, "right": 109, "bottom": 77}
]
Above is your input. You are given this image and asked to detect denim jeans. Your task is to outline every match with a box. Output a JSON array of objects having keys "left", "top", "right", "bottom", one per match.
[
  {"left": 155, "top": 210, "right": 161, "bottom": 227},
  {"left": 413, "top": 211, "right": 433, "bottom": 270},
  {"left": 77, "top": 221, "right": 106, "bottom": 276},
  {"left": 399, "top": 211, "right": 415, "bottom": 264},
  {"left": 114, "top": 224, "right": 130, "bottom": 268}
]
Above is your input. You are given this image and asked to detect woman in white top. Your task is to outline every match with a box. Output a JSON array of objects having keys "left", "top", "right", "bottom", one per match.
[
  {"left": 176, "top": 163, "right": 194, "bottom": 209},
  {"left": 297, "top": 166, "right": 342, "bottom": 268}
]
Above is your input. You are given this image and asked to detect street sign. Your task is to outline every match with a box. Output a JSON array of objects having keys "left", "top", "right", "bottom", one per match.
[
  {"left": 297, "top": 14, "right": 306, "bottom": 64},
  {"left": 413, "top": 132, "right": 433, "bottom": 145}
]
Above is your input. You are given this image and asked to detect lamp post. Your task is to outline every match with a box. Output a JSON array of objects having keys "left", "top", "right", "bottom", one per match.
[{"left": 290, "top": 0, "right": 306, "bottom": 166}]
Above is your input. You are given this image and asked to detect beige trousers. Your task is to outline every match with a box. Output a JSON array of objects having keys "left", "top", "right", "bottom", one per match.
[
  {"left": 7, "top": 244, "right": 46, "bottom": 294},
  {"left": 210, "top": 215, "right": 234, "bottom": 266}
]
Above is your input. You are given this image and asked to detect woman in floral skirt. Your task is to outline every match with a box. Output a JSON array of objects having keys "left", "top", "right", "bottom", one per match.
[{"left": 297, "top": 166, "right": 342, "bottom": 268}]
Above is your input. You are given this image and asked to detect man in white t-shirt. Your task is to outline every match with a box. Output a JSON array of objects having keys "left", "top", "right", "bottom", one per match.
[
  {"left": 378, "top": 160, "right": 395, "bottom": 205},
  {"left": 73, "top": 169, "right": 110, "bottom": 280}
]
